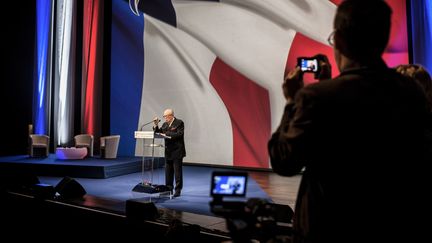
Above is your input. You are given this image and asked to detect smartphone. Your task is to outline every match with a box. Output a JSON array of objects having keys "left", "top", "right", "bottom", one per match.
[{"left": 297, "top": 57, "right": 319, "bottom": 73}]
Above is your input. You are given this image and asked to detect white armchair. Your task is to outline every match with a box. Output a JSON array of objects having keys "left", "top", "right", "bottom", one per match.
[
  {"left": 74, "top": 134, "right": 94, "bottom": 157},
  {"left": 100, "top": 135, "right": 120, "bottom": 159},
  {"left": 29, "top": 134, "right": 49, "bottom": 157}
]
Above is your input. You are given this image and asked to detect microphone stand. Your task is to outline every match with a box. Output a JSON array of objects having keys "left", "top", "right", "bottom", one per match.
[{"left": 132, "top": 118, "right": 167, "bottom": 195}]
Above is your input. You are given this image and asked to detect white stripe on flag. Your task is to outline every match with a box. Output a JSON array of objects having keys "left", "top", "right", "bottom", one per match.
[
  {"left": 173, "top": 0, "right": 335, "bottom": 130},
  {"left": 135, "top": 15, "right": 234, "bottom": 165}
]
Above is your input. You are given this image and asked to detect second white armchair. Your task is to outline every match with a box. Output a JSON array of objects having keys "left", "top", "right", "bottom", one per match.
[{"left": 100, "top": 135, "right": 120, "bottom": 159}]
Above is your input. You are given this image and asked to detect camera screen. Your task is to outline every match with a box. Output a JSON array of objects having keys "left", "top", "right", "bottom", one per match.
[
  {"left": 298, "top": 58, "right": 319, "bottom": 72},
  {"left": 211, "top": 171, "right": 248, "bottom": 197}
]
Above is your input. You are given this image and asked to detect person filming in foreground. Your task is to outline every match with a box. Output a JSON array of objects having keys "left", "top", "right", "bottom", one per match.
[
  {"left": 153, "top": 108, "right": 186, "bottom": 197},
  {"left": 395, "top": 63, "right": 432, "bottom": 111},
  {"left": 268, "top": 1, "right": 430, "bottom": 242}
]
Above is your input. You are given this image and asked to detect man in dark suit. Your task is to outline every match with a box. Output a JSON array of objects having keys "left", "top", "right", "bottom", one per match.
[
  {"left": 268, "top": 1, "right": 430, "bottom": 242},
  {"left": 154, "top": 109, "right": 186, "bottom": 197}
]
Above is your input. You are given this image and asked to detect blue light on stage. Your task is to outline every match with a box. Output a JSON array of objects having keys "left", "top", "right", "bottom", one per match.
[
  {"left": 35, "top": 0, "right": 52, "bottom": 135},
  {"left": 410, "top": 0, "right": 432, "bottom": 72}
]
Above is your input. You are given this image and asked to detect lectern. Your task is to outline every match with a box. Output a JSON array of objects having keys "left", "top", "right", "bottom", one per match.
[{"left": 132, "top": 131, "right": 171, "bottom": 196}]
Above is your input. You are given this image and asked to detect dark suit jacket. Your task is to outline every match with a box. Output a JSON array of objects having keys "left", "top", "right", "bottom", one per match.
[
  {"left": 268, "top": 62, "right": 430, "bottom": 242},
  {"left": 154, "top": 117, "right": 186, "bottom": 160}
]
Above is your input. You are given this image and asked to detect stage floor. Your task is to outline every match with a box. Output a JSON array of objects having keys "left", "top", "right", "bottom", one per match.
[
  {"left": 0, "top": 154, "right": 300, "bottom": 236},
  {"left": 0, "top": 155, "right": 276, "bottom": 216},
  {"left": 38, "top": 166, "right": 273, "bottom": 217}
]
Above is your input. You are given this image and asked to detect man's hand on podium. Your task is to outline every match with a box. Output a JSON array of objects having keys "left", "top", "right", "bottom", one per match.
[{"left": 155, "top": 132, "right": 171, "bottom": 139}]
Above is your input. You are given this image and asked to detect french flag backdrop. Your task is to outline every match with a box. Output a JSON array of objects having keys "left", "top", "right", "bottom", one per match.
[{"left": 111, "top": 0, "right": 408, "bottom": 168}]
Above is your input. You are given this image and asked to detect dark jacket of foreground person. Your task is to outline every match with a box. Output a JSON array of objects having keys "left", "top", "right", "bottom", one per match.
[{"left": 269, "top": 62, "right": 431, "bottom": 242}]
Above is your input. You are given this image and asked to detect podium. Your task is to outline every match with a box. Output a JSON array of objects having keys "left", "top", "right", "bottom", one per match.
[{"left": 132, "top": 131, "right": 171, "bottom": 197}]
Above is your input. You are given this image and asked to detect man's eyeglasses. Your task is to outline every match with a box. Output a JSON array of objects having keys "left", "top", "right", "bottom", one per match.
[{"left": 327, "top": 30, "right": 335, "bottom": 46}]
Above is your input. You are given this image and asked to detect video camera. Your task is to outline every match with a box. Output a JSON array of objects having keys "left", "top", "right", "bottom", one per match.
[{"left": 209, "top": 171, "right": 294, "bottom": 242}]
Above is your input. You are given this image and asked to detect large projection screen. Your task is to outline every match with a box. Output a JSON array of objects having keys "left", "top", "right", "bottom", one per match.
[{"left": 111, "top": 0, "right": 409, "bottom": 168}]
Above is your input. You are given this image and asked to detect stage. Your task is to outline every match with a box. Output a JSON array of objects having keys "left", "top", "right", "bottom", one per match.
[{"left": 0, "top": 154, "right": 164, "bottom": 178}]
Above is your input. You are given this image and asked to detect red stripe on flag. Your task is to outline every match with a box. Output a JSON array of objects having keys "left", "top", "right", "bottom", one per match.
[{"left": 210, "top": 58, "right": 270, "bottom": 168}]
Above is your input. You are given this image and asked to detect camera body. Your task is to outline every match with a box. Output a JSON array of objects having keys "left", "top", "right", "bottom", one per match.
[
  {"left": 210, "top": 171, "right": 248, "bottom": 217},
  {"left": 297, "top": 57, "right": 320, "bottom": 73},
  {"left": 209, "top": 171, "right": 293, "bottom": 242}
]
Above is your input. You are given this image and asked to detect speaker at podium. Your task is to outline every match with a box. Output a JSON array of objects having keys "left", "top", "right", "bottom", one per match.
[{"left": 132, "top": 131, "right": 171, "bottom": 196}]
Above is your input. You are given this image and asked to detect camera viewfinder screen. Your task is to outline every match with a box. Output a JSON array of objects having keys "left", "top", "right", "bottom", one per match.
[{"left": 212, "top": 174, "right": 247, "bottom": 196}]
